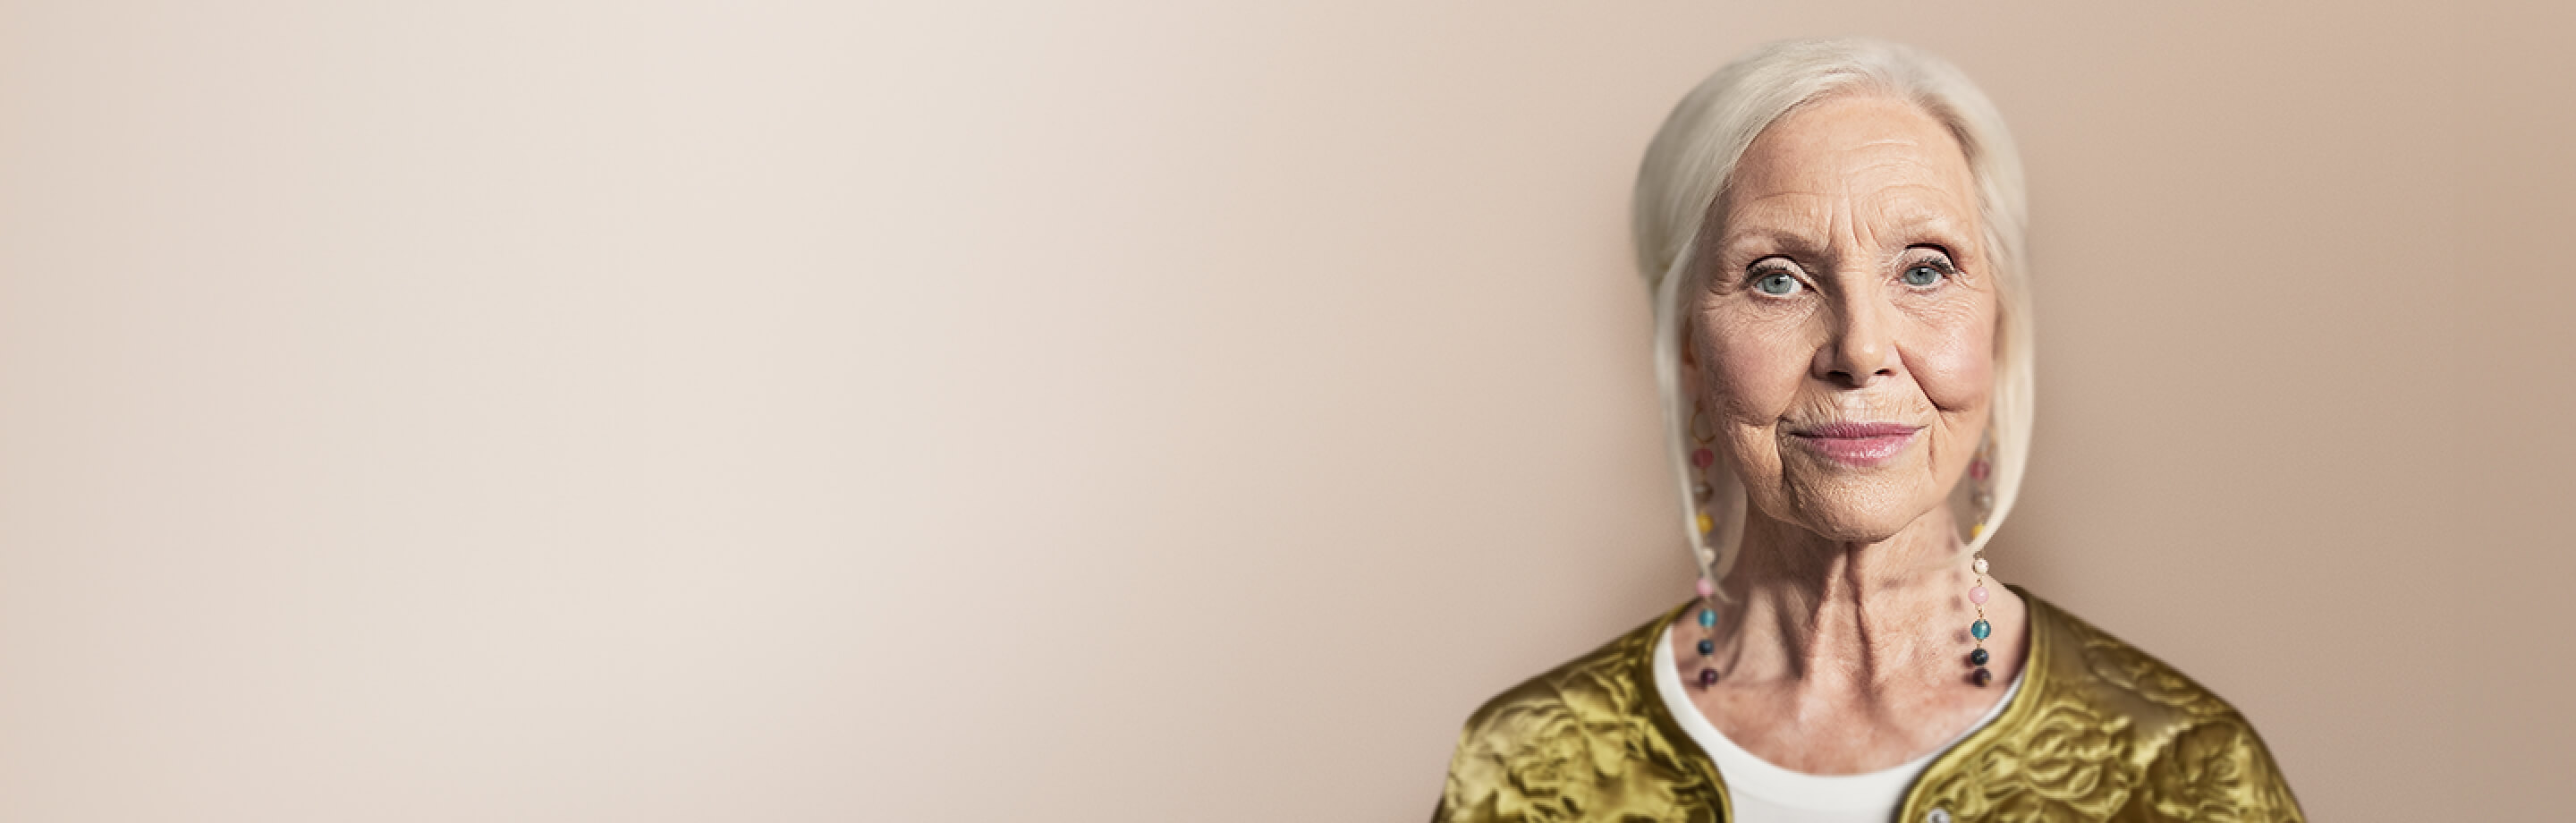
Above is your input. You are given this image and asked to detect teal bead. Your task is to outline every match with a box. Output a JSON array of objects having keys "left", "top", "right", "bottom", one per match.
[
  {"left": 1970, "top": 619, "right": 1992, "bottom": 641},
  {"left": 1699, "top": 608, "right": 1717, "bottom": 628}
]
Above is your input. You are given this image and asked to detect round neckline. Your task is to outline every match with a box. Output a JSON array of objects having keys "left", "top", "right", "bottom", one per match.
[{"left": 1650, "top": 623, "right": 2024, "bottom": 813}]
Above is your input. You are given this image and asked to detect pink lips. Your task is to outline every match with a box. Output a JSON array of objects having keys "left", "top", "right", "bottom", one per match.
[{"left": 1789, "top": 421, "right": 1921, "bottom": 466}]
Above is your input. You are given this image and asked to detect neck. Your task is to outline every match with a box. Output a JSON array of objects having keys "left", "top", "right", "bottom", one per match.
[{"left": 1712, "top": 506, "right": 1983, "bottom": 688}]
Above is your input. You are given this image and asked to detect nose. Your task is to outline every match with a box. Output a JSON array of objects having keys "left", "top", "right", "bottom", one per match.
[{"left": 1812, "top": 292, "right": 1901, "bottom": 388}]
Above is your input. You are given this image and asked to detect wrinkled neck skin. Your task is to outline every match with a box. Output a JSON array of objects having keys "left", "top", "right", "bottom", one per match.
[
  {"left": 1725, "top": 504, "right": 1982, "bottom": 680},
  {"left": 1672, "top": 497, "right": 2030, "bottom": 774}
]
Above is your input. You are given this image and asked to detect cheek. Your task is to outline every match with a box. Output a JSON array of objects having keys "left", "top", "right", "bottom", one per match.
[
  {"left": 1699, "top": 312, "right": 1809, "bottom": 420},
  {"left": 1908, "top": 311, "right": 1996, "bottom": 412}
]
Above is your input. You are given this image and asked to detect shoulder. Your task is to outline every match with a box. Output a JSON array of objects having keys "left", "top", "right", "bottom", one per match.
[
  {"left": 2027, "top": 593, "right": 2241, "bottom": 725},
  {"left": 1434, "top": 604, "right": 1718, "bottom": 823},
  {"left": 1455, "top": 607, "right": 1667, "bottom": 737},
  {"left": 2020, "top": 593, "right": 2307, "bottom": 821}
]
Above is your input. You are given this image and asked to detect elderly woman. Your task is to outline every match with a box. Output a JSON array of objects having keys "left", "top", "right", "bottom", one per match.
[{"left": 1432, "top": 39, "right": 2301, "bottom": 823}]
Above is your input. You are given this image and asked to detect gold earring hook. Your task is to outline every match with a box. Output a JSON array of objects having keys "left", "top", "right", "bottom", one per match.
[{"left": 1689, "top": 404, "right": 1717, "bottom": 445}]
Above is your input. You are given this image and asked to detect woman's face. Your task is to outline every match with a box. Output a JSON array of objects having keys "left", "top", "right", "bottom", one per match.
[{"left": 1692, "top": 94, "right": 1997, "bottom": 543}]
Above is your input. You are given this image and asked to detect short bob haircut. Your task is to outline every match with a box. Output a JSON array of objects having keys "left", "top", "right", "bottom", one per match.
[{"left": 1632, "top": 38, "right": 2033, "bottom": 586}]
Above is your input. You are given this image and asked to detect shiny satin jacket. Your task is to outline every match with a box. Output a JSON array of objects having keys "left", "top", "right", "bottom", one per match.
[{"left": 1432, "top": 590, "right": 2304, "bottom": 822}]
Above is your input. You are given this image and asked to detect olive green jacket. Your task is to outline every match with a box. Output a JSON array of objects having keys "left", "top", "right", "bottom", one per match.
[{"left": 1433, "top": 589, "right": 2303, "bottom": 822}]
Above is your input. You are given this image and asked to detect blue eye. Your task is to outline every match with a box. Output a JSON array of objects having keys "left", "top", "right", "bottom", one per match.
[
  {"left": 1902, "top": 263, "right": 1944, "bottom": 287},
  {"left": 1754, "top": 271, "right": 1802, "bottom": 296}
]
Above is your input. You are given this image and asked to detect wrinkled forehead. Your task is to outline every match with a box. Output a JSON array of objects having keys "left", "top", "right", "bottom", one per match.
[{"left": 1716, "top": 94, "right": 1979, "bottom": 235}]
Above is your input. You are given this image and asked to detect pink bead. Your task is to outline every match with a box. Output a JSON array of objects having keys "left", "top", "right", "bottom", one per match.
[
  {"left": 1695, "top": 579, "right": 1715, "bottom": 598},
  {"left": 1969, "top": 586, "right": 1989, "bottom": 605},
  {"left": 1969, "top": 460, "right": 1990, "bottom": 480},
  {"left": 1691, "top": 448, "right": 1716, "bottom": 469}
]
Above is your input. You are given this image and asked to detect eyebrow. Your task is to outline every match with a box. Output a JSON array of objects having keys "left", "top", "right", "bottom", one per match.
[
  {"left": 1716, "top": 225, "right": 1823, "bottom": 255},
  {"left": 1877, "top": 201, "right": 1974, "bottom": 235},
  {"left": 1716, "top": 209, "right": 1974, "bottom": 257}
]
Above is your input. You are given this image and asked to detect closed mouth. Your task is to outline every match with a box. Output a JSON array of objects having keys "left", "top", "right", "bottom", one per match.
[{"left": 1785, "top": 421, "right": 1922, "bottom": 465}]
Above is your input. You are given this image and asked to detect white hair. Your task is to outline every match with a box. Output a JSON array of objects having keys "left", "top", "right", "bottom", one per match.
[{"left": 1631, "top": 38, "right": 2034, "bottom": 584}]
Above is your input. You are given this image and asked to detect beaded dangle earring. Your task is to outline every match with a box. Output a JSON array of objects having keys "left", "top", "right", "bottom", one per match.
[
  {"left": 1964, "top": 435, "right": 1996, "bottom": 687},
  {"left": 1690, "top": 403, "right": 1722, "bottom": 690}
]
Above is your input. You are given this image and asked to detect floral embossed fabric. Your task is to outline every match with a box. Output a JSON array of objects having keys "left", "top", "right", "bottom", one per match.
[
  {"left": 1437, "top": 618, "right": 1721, "bottom": 823},
  {"left": 1433, "top": 589, "right": 2303, "bottom": 823}
]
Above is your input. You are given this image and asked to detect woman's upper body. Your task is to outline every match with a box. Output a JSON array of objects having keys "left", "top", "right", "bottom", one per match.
[
  {"left": 1650, "top": 617, "right": 2026, "bottom": 822},
  {"left": 1432, "top": 38, "right": 2301, "bottom": 822},
  {"left": 1431, "top": 590, "right": 2302, "bottom": 822}
]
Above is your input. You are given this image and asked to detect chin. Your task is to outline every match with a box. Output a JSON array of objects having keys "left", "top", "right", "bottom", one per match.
[
  {"left": 1798, "top": 513, "right": 1912, "bottom": 544},
  {"left": 1779, "top": 477, "right": 1934, "bottom": 543}
]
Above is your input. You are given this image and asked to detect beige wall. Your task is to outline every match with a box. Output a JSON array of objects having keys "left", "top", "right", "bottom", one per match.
[{"left": 0, "top": 1, "right": 2565, "bottom": 820}]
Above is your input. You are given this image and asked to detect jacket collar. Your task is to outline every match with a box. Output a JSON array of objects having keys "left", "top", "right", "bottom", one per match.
[{"left": 1627, "top": 584, "right": 2055, "bottom": 822}]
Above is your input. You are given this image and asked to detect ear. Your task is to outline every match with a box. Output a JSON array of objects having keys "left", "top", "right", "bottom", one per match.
[
  {"left": 1676, "top": 314, "right": 1707, "bottom": 403},
  {"left": 1679, "top": 316, "right": 1698, "bottom": 370}
]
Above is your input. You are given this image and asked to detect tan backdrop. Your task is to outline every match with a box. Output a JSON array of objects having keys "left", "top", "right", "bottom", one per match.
[{"left": 0, "top": 1, "right": 2565, "bottom": 820}]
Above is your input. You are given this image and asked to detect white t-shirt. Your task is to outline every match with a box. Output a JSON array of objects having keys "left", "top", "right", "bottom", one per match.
[{"left": 1652, "top": 625, "right": 2022, "bottom": 823}]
